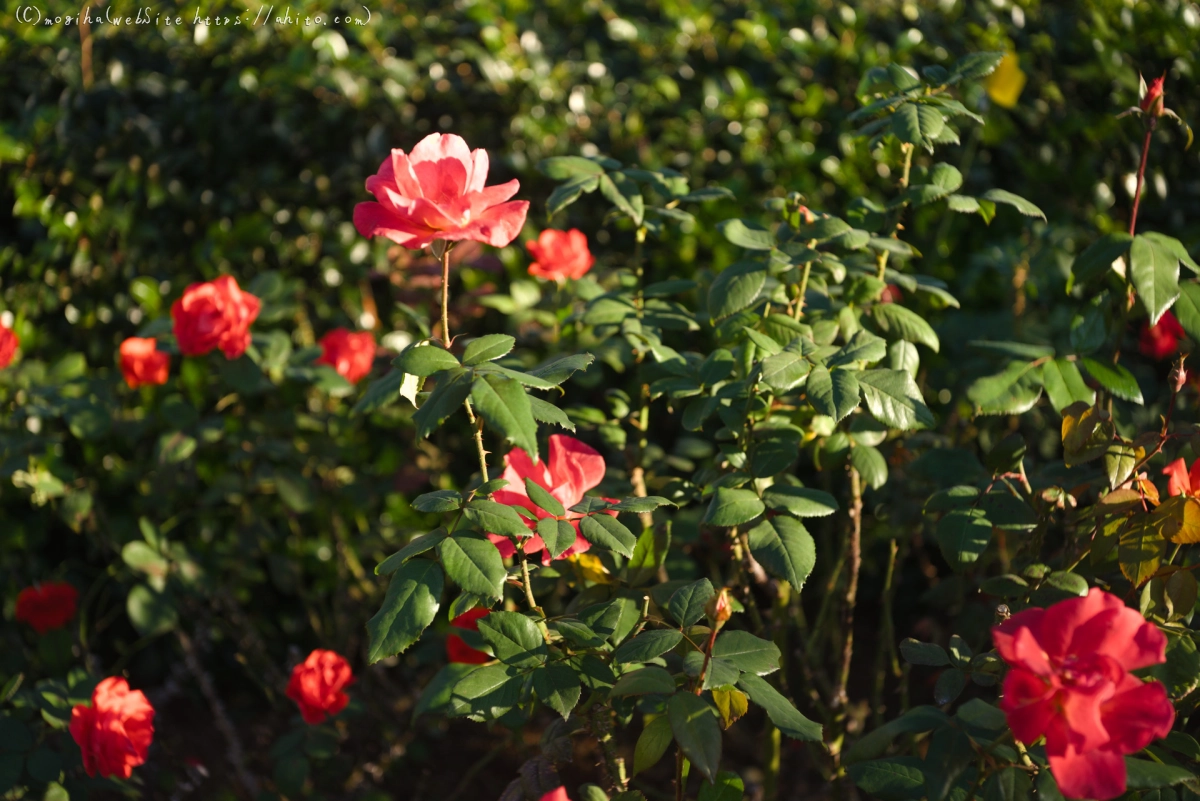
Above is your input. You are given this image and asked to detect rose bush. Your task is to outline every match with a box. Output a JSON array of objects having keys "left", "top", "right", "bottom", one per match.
[{"left": 4, "top": 3, "right": 1200, "bottom": 800}]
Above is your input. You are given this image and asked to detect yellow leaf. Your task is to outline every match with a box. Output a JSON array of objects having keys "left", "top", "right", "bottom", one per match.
[
  {"left": 570, "top": 553, "right": 612, "bottom": 584},
  {"left": 986, "top": 53, "right": 1027, "bottom": 109},
  {"left": 1160, "top": 496, "right": 1200, "bottom": 544},
  {"left": 711, "top": 686, "right": 749, "bottom": 730}
]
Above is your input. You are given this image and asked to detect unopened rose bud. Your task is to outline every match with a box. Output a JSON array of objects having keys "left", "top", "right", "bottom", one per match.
[
  {"left": 1171, "top": 356, "right": 1188, "bottom": 394},
  {"left": 1140, "top": 73, "right": 1166, "bottom": 118},
  {"left": 706, "top": 588, "right": 733, "bottom": 627}
]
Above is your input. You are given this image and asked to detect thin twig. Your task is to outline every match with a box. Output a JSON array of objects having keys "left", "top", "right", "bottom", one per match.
[
  {"left": 177, "top": 629, "right": 259, "bottom": 797},
  {"left": 835, "top": 467, "right": 864, "bottom": 709}
]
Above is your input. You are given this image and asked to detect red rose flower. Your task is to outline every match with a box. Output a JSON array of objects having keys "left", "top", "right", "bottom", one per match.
[
  {"left": 1162, "top": 457, "right": 1200, "bottom": 498},
  {"left": 315, "top": 329, "right": 377, "bottom": 384},
  {"left": 541, "top": 789, "right": 570, "bottom": 801},
  {"left": 15, "top": 581, "right": 79, "bottom": 634},
  {"left": 1138, "top": 310, "right": 1184, "bottom": 360},
  {"left": 992, "top": 588, "right": 1174, "bottom": 800},
  {"left": 446, "top": 607, "right": 492, "bottom": 665},
  {"left": 171, "top": 276, "right": 261, "bottom": 359},
  {"left": 354, "top": 133, "right": 529, "bottom": 251},
  {"left": 485, "top": 434, "right": 614, "bottom": 565},
  {"left": 118, "top": 338, "right": 170, "bottom": 388},
  {"left": 527, "top": 229, "right": 594, "bottom": 281},
  {"left": 0, "top": 323, "right": 18, "bottom": 368},
  {"left": 286, "top": 649, "right": 354, "bottom": 724},
  {"left": 1141, "top": 73, "right": 1166, "bottom": 116},
  {"left": 69, "top": 677, "right": 155, "bottom": 779}
]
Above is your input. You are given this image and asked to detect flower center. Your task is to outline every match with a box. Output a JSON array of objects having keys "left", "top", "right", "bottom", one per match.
[{"left": 1057, "top": 654, "right": 1106, "bottom": 689}]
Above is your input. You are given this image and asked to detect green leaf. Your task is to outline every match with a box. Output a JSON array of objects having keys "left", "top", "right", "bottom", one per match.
[
  {"left": 709, "top": 262, "right": 767, "bottom": 321},
  {"left": 829, "top": 330, "right": 888, "bottom": 367},
  {"left": 1131, "top": 235, "right": 1181, "bottom": 325},
  {"left": 891, "top": 103, "right": 944, "bottom": 148},
  {"left": 540, "top": 156, "right": 606, "bottom": 179},
  {"left": 871, "top": 304, "right": 940, "bottom": 352},
  {"left": 967, "top": 361, "right": 1044, "bottom": 415},
  {"left": 438, "top": 534, "right": 506, "bottom": 599},
  {"left": 529, "top": 397, "right": 576, "bottom": 432},
  {"left": 625, "top": 525, "right": 671, "bottom": 587},
  {"left": 934, "top": 668, "right": 967, "bottom": 705},
  {"left": 746, "top": 515, "right": 816, "bottom": 589},
  {"left": 849, "top": 758, "right": 926, "bottom": 801},
  {"left": 126, "top": 583, "right": 178, "bottom": 636},
  {"left": 737, "top": 674, "right": 822, "bottom": 741},
  {"left": 0, "top": 716, "right": 33, "bottom": 753},
  {"left": 1124, "top": 758, "right": 1198, "bottom": 790},
  {"left": 611, "top": 666, "right": 677, "bottom": 696},
  {"left": 1080, "top": 357, "right": 1144, "bottom": 404},
  {"left": 1039, "top": 358, "right": 1095, "bottom": 412},
  {"left": 413, "top": 369, "right": 473, "bottom": 438},
  {"left": 366, "top": 560, "right": 443, "bottom": 663},
  {"left": 462, "top": 499, "right": 532, "bottom": 536},
  {"left": 979, "top": 189, "right": 1046, "bottom": 220},
  {"left": 472, "top": 373, "right": 539, "bottom": 458},
  {"left": 477, "top": 610, "right": 547, "bottom": 668},
  {"left": 899, "top": 639, "right": 950, "bottom": 667},
  {"left": 394, "top": 345, "right": 461, "bottom": 376},
  {"left": 462, "top": 334, "right": 516, "bottom": 365},
  {"left": 413, "top": 490, "right": 462, "bottom": 513},
  {"left": 760, "top": 351, "right": 811, "bottom": 393},
  {"left": 936, "top": 509, "right": 993, "bottom": 570},
  {"left": 949, "top": 51, "right": 1005, "bottom": 81},
  {"left": 537, "top": 517, "right": 577, "bottom": 559},
  {"left": 703, "top": 487, "right": 765, "bottom": 527},
  {"left": 857, "top": 369, "right": 935, "bottom": 429},
  {"left": 850, "top": 444, "right": 888, "bottom": 490},
  {"left": 547, "top": 175, "right": 601, "bottom": 216},
  {"left": 450, "top": 663, "right": 521, "bottom": 716},
  {"left": 983, "top": 767, "right": 1031, "bottom": 801},
  {"left": 806, "top": 365, "right": 860, "bottom": 423},
  {"left": 699, "top": 772, "right": 745, "bottom": 801},
  {"left": 668, "top": 693, "right": 722, "bottom": 783},
  {"left": 615, "top": 630, "right": 684, "bottom": 664},
  {"left": 1174, "top": 282, "right": 1200, "bottom": 342},
  {"left": 529, "top": 353, "right": 596, "bottom": 384},
  {"left": 599, "top": 172, "right": 645, "bottom": 225},
  {"left": 376, "top": 529, "right": 448, "bottom": 575},
  {"left": 666, "top": 579, "right": 716, "bottom": 627},
  {"left": 579, "top": 514, "right": 637, "bottom": 557},
  {"left": 634, "top": 715, "right": 675, "bottom": 776},
  {"left": 762, "top": 486, "right": 838, "bottom": 518},
  {"left": 612, "top": 496, "right": 675, "bottom": 513},
  {"left": 712, "top": 630, "right": 781, "bottom": 675},
  {"left": 533, "top": 664, "right": 581, "bottom": 719},
  {"left": 1070, "top": 232, "right": 1134, "bottom": 288},
  {"left": 524, "top": 478, "right": 566, "bottom": 517},
  {"left": 844, "top": 706, "right": 948, "bottom": 764},
  {"left": 1142, "top": 232, "right": 1200, "bottom": 273},
  {"left": 717, "top": 219, "right": 775, "bottom": 250}
]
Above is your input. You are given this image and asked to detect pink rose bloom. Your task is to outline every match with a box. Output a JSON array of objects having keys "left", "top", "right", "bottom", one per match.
[
  {"left": 540, "top": 789, "right": 570, "bottom": 801},
  {"left": 486, "top": 434, "right": 613, "bottom": 565},
  {"left": 992, "top": 588, "right": 1175, "bottom": 800},
  {"left": 527, "top": 229, "right": 594, "bottom": 281},
  {"left": 353, "top": 133, "right": 529, "bottom": 251}
]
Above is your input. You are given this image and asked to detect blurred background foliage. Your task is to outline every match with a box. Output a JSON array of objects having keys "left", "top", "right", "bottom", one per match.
[{"left": 1, "top": 0, "right": 1199, "bottom": 797}]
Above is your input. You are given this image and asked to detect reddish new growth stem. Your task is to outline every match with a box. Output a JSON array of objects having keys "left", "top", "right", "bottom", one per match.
[{"left": 1129, "top": 117, "right": 1158, "bottom": 237}]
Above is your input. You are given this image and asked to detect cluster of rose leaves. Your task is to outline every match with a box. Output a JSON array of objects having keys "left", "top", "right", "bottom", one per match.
[{"left": 3, "top": 132, "right": 1186, "bottom": 801}]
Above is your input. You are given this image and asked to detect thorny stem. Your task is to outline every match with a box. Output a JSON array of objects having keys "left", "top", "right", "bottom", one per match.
[
  {"left": 898, "top": 141, "right": 914, "bottom": 191},
  {"left": 591, "top": 705, "right": 629, "bottom": 792},
  {"left": 835, "top": 467, "right": 864, "bottom": 710},
  {"left": 694, "top": 623, "right": 721, "bottom": 697},
  {"left": 793, "top": 258, "right": 814, "bottom": 320},
  {"left": 876, "top": 142, "right": 915, "bottom": 281}
]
